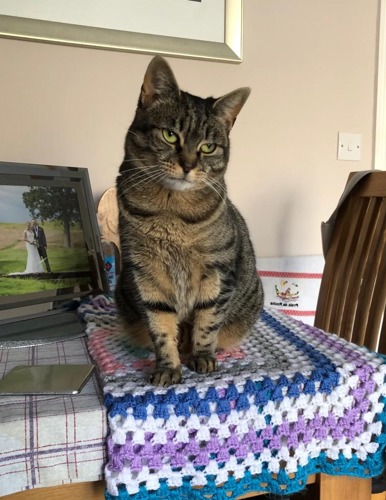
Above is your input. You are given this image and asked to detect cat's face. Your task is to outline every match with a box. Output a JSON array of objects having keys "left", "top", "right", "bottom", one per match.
[{"left": 122, "top": 57, "right": 250, "bottom": 194}]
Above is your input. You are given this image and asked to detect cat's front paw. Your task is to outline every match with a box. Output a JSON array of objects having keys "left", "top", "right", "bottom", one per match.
[
  {"left": 149, "top": 367, "right": 182, "bottom": 387},
  {"left": 188, "top": 355, "right": 218, "bottom": 374}
]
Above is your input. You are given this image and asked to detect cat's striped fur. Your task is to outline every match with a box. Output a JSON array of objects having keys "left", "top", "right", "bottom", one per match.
[{"left": 115, "top": 56, "right": 264, "bottom": 386}]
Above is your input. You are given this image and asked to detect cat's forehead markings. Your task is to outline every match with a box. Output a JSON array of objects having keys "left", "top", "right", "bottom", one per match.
[{"left": 179, "top": 132, "right": 185, "bottom": 146}]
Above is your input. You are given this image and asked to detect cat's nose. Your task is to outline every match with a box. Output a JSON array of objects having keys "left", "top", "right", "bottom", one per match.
[
  {"left": 179, "top": 156, "right": 197, "bottom": 174},
  {"left": 180, "top": 161, "right": 196, "bottom": 174}
]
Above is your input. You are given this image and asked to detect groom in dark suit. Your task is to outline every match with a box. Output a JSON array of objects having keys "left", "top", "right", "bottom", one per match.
[{"left": 32, "top": 219, "right": 52, "bottom": 272}]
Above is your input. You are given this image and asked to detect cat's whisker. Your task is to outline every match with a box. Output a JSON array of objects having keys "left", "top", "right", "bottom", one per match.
[
  {"left": 124, "top": 170, "right": 166, "bottom": 192},
  {"left": 208, "top": 176, "right": 225, "bottom": 190},
  {"left": 122, "top": 167, "right": 160, "bottom": 182},
  {"left": 210, "top": 178, "right": 227, "bottom": 196},
  {"left": 212, "top": 182, "right": 226, "bottom": 200},
  {"left": 125, "top": 170, "right": 163, "bottom": 187},
  {"left": 202, "top": 179, "right": 220, "bottom": 199},
  {"left": 126, "top": 129, "right": 142, "bottom": 139},
  {"left": 121, "top": 158, "right": 149, "bottom": 163},
  {"left": 211, "top": 181, "right": 228, "bottom": 200},
  {"left": 128, "top": 174, "right": 166, "bottom": 192},
  {"left": 119, "top": 167, "right": 161, "bottom": 188},
  {"left": 202, "top": 178, "right": 224, "bottom": 201},
  {"left": 120, "top": 165, "right": 160, "bottom": 175}
]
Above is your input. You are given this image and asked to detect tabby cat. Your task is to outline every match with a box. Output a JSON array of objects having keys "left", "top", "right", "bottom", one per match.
[{"left": 115, "top": 56, "right": 264, "bottom": 386}]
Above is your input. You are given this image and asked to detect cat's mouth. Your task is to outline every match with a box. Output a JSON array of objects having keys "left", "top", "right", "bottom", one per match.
[{"left": 162, "top": 175, "right": 195, "bottom": 192}]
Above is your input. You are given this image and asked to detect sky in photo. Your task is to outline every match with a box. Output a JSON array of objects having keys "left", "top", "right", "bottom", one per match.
[{"left": 0, "top": 185, "right": 33, "bottom": 223}]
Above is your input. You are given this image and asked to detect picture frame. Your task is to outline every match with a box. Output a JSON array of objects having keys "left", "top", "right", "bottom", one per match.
[{"left": 0, "top": 0, "right": 243, "bottom": 63}]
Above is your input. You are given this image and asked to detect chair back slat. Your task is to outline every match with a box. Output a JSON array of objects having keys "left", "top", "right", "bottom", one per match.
[
  {"left": 314, "top": 203, "right": 353, "bottom": 331},
  {"left": 341, "top": 198, "right": 386, "bottom": 345},
  {"left": 365, "top": 248, "right": 386, "bottom": 350},
  {"left": 315, "top": 171, "right": 386, "bottom": 354},
  {"left": 377, "top": 303, "right": 386, "bottom": 353},
  {"left": 328, "top": 197, "right": 369, "bottom": 335},
  {"left": 340, "top": 198, "right": 380, "bottom": 341},
  {"left": 352, "top": 202, "right": 386, "bottom": 348}
]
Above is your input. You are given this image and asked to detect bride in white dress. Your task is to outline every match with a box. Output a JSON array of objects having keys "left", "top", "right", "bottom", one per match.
[{"left": 23, "top": 222, "right": 45, "bottom": 273}]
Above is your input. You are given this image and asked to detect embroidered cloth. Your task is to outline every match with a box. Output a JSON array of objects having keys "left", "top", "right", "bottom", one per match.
[{"left": 78, "top": 295, "right": 386, "bottom": 499}]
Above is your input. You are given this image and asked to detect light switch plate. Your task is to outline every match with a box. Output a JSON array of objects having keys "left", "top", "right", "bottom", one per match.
[{"left": 337, "top": 132, "right": 361, "bottom": 161}]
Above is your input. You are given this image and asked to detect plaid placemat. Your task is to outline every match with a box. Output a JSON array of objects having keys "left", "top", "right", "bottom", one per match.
[{"left": 0, "top": 337, "right": 107, "bottom": 496}]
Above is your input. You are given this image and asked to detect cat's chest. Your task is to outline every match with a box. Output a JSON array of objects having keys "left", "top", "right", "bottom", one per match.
[
  {"left": 127, "top": 209, "right": 215, "bottom": 317},
  {"left": 153, "top": 241, "right": 200, "bottom": 320},
  {"left": 140, "top": 216, "right": 192, "bottom": 246},
  {"left": 143, "top": 226, "right": 203, "bottom": 317}
]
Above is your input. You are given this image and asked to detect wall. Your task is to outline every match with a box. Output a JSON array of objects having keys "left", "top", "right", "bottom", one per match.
[{"left": 0, "top": 0, "right": 379, "bottom": 257}]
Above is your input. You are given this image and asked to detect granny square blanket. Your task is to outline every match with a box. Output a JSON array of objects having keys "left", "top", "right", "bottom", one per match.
[{"left": 78, "top": 295, "right": 386, "bottom": 499}]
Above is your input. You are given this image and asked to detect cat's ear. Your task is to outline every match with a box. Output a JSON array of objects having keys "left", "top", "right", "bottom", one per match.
[
  {"left": 213, "top": 87, "right": 251, "bottom": 130},
  {"left": 139, "top": 56, "right": 180, "bottom": 107}
]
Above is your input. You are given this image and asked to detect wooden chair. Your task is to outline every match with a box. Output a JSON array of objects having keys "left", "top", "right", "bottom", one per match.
[
  {"left": 5, "top": 172, "right": 386, "bottom": 500},
  {"left": 313, "top": 170, "right": 386, "bottom": 500},
  {"left": 315, "top": 170, "right": 386, "bottom": 352}
]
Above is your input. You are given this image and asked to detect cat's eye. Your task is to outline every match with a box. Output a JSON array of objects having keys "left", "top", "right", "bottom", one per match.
[
  {"left": 200, "top": 143, "right": 217, "bottom": 154},
  {"left": 162, "top": 129, "right": 178, "bottom": 144}
]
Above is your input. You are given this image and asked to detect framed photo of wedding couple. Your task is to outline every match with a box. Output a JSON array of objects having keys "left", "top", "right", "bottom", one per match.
[
  {"left": 0, "top": 0, "right": 244, "bottom": 62},
  {"left": 0, "top": 162, "right": 106, "bottom": 317}
]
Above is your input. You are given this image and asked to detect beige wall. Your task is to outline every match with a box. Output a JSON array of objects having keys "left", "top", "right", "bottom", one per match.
[{"left": 0, "top": 0, "right": 379, "bottom": 257}]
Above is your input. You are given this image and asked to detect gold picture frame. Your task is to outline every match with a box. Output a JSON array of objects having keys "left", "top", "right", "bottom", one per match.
[{"left": 0, "top": 0, "right": 243, "bottom": 63}]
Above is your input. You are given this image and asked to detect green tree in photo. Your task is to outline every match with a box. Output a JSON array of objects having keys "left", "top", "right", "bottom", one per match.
[{"left": 23, "top": 187, "right": 81, "bottom": 248}]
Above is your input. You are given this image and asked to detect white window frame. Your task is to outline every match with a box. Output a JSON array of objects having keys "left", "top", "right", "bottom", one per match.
[{"left": 375, "top": 0, "right": 386, "bottom": 170}]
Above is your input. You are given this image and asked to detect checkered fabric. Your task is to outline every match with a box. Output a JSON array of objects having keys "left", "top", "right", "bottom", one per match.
[{"left": 0, "top": 338, "right": 107, "bottom": 496}]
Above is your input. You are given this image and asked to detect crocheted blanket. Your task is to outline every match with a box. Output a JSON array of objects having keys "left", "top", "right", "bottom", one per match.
[{"left": 78, "top": 295, "right": 386, "bottom": 499}]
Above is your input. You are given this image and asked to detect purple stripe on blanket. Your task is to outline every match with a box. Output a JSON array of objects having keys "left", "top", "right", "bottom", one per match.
[
  {"left": 106, "top": 401, "right": 370, "bottom": 474},
  {"left": 290, "top": 318, "right": 378, "bottom": 373}
]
